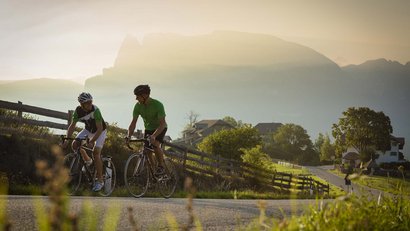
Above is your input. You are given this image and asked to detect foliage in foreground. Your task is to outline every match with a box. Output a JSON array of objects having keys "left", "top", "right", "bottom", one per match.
[
  {"left": 1, "top": 144, "right": 409, "bottom": 231},
  {"left": 242, "top": 193, "right": 410, "bottom": 231}
]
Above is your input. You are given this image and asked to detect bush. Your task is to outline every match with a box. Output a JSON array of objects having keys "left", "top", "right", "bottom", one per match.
[{"left": 379, "top": 161, "right": 410, "bottom": 170}]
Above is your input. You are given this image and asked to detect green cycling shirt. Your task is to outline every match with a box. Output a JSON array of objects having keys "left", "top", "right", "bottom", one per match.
[{"left": 133, "top": 98, "right": 167, "bottom": 131}]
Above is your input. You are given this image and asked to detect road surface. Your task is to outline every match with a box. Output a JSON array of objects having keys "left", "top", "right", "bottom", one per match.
[
  {"left": 306, "top": 165, "right": 384, "bottom": 198},
  {"left": 1, "top": 195, "right": 328, "bottom": 230}
]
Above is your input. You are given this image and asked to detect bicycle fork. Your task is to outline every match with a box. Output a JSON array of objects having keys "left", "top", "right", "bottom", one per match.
[
  {"left": 102, "top": 156, "right": 113, "bottom": 190},
  {"left": 132, "top": 154, "right": 145, "bottom": 176}
]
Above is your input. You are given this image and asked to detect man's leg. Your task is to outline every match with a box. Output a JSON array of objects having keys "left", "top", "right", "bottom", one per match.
[
  {"left": 93, "top": 147, "right": 103, "bottom": 183},
  {"left": 74, "top": 130, "right": 92, "bottom": 163},
  {"left": 153, "top": 145, "right": 166, "bottom": 168},
  {"left": 91, "top": 130, "right": 108, "bottom": 191},
  {"left": 71, "top": 140, "right": 92, "bottom": 163}
]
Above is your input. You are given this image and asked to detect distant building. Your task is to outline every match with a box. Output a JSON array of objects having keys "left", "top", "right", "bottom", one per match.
[
  {"left": 179, "top": 119, "right": 234, "bottom": 146},
  {"left": 342, "top": 135, "right": 405, "bottom": 166},
  {"left": 375, "top": 136, "right": 405, "bottom": 164}
]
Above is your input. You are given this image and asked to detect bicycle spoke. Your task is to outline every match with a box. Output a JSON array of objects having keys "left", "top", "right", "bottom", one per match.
[
  {"left": 99, "top": 159, "right": 116, "bottom": 197},
  {"left": 159, "top": 158, "right": 178, "bottom": 198},
  {"left": 124, "top": 154, "right": 149, "bottom": 198},
  {"left": 63, "top": 153, "right": 82, "bottom": 195}
]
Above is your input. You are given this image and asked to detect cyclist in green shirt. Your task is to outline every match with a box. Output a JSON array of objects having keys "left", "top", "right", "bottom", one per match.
[
  {"left": 126, "top": 85, "right": 168, "bottom": 176},
  {"left": 63, "top": 92, "right": 107, "bottom": 192}
]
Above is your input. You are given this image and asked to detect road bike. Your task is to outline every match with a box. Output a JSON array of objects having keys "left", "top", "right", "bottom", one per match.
[
  {"left": 61, "top": 136, "right": 116, "bottom": 196},
  {"left": 124, "top": 137, "right": 178, "bottom": 198}
]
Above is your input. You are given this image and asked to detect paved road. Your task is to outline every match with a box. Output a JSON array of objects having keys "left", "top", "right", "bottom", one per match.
[
  {"left": 1, "top": 195, "right": 328, "bottom": 231},
  {"left": 2, "top": 166, "right": 384, "bottom": 230},
  {"left": 306, "top": 165, "right": 384, "bottom": 198}
]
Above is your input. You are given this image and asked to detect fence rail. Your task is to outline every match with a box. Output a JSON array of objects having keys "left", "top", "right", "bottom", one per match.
[
  {"left": 0, "top": 100, "right": 72, "bottom": 130},
  {"left": 164, "top": 141, "right": 329, "bottom": 195},
  {"left": 1, "top": 99, "right": 330, "bottom": 195}
]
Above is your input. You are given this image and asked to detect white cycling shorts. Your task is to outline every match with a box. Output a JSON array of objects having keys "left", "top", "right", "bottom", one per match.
[{"left": 76, "top": 129, "right": 107, "bottom": 149}]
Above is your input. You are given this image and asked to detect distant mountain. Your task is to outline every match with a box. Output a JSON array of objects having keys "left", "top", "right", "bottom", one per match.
[
  {"left": 0, "top": 78, "right": 83, "bottom": 111},
  {"left": 114, "top": 31, "right": 339, "bottom": 69},
  {"left": 1, "top": 31, "right": 409, "bottom": 158},
  {"left": 85, "top": 32, "right": 410, "bottom": 157},
  {"left": 0, "top": 80, "right": 14, "bottom": 85},
  {"left": 343, "top": 58, "right": 409, "bottom": 76}
]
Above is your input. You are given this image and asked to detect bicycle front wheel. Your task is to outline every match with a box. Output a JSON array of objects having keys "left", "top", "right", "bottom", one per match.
[
  {"left": 159, "top": 158, "right": 178, "bottom": 198},
  {"left": 99, "top": 158, "right": 116, "bottom": 197},
  {"left": 63, "top": 153, "right": 82, "bottom": 195},
  {"left": 124, "top": 154, "right": 149, "bottom": 198}
]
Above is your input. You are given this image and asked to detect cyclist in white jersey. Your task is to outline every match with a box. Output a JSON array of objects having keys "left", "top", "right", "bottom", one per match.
[{"left": 62, "top": 92, "right": 107, "bottom": 192}]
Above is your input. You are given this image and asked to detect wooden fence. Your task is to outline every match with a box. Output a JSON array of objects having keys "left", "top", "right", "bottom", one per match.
[
  {"left": 0, "top": 100, "right": 330, "bottom": 195},
  {"left": 163, "top": 141, "right": 330, "bottom": 195},
  {"left": 0, "top": 100, "right": 72, "bottom": 130}
]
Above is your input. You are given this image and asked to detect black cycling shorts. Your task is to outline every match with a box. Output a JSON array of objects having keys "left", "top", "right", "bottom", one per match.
[{"left": 144, "top": 128, "right": 167, "bottom": 143}]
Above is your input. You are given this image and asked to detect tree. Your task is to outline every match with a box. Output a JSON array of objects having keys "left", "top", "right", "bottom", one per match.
[
  {"left": 222, "top": 116, "right": 248, "bottom": 128},
  {"left": 271, "top": 123, "right": 318, "bottom": 164},
  {"left": 183, "top": 110, "right": 200, "bottom": 131},
  {"left": 197, "top": 126, "right": 261, "bottom": 161},
  {"left": 314, "top": 133, "right": 325, "bottom": 153},
  {"left": 240, "top": 145, "right": 273, "bottom": 171},
  {"left": 320, "top": 135, "right": 335, "bottom": 162},
  {"left": 332, "top": 107, "right": 392, "bottom": 161}
]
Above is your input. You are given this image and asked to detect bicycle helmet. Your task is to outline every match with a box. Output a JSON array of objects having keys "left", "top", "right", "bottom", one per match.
[
  {"left": 78, "top": 92, "right": 93, "bottom": 103},
  {"left": 134, "top": 84, "right": 151, "bottom": 96}
]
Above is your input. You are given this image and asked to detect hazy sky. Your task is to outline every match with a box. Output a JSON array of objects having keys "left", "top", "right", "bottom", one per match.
[{"left": 1, "top": 0, "right": 409, "bottom": 82}]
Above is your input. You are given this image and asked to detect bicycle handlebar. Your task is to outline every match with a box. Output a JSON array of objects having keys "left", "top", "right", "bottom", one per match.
[
  {"left": 60, "top": 135, "right": 90, "bottom": 146},
  {"left": 125, "top": 136, "right": 156, "bottom": 151}
]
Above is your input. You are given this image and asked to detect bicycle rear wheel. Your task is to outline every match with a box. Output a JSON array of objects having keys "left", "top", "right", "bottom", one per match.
[
  {"left": 99, "top": 157, "right": 116, "bottom": 197},
  {"left": 159, "top": 158, "right": 178, "bottom": 198},
  {"left": 124, "top": 154, "right": 149, "bottom": 198},
  {"left": 63, "top": 153, "right": 82, "bottom": 195}
]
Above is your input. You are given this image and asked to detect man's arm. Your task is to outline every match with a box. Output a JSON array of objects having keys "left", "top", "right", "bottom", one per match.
[
  {"left": 66, "top": 121, "right": 77, "bottom": 138},
  {"left": 127, "top": 117, "right": 138, "bottom": 138},
  {"left": 62, "top": 121, "right": 77, "bottom": 148},
  {"left": 151, "top": 116, "right": 166, "bottom": 141}
]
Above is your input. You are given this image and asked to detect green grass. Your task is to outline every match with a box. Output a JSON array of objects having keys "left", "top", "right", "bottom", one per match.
[
  {"left": 355, "top": 175, "right": 410, "bottom": 195},
  {"left": 331, "top": 169, "right": 410, "bottom": 195},
  {"left": 5, "top": 184, "right": 342, "bottom": 199},
  {"left": 272, "top": 162, "right": 309, "bottom": 175},
  {"left": 7, "top": 184, "right": 43, "bottom": 195},
  {"left": 242, "top": 193, "right": 410, "bottom": 231}
]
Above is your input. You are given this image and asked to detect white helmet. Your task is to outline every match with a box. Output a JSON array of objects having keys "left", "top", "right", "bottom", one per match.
[{"left": 78, "top": 92, "right": 93, "bottom": 103}]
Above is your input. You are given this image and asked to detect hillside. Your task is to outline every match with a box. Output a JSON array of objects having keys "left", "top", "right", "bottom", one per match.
[
  {"left": 0, "top": 78, "right": 83, "bottom": 111},
  {"left": 84, "top": 32, "right": 410, "bottom": 156},
  {"left": 114, "top": 31, "right": 339, "bottom": 69}
]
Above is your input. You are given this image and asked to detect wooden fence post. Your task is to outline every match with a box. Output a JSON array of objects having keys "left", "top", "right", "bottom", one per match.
[
  {"left": 183, "top": 148, "right": 188, "bottom": 172},
  {"left": 17, "top": 101, "right": 23, "bottom": 118},
  {"left": 216, "top": 155, "right": 220, "bottom": 174},
  {"left": 67, "top": 110, "right": 73, "bottom": 126},
  {"left": 289, "top": 173, "right": 292, "bottom": 189}
]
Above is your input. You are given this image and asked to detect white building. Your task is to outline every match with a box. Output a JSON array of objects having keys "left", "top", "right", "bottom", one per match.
[
  {"left": 342, "top": 136, "right": 405, "bottom": 165},
  {"left": 375, "top": 136, "right": 405, "bottom": 164}
]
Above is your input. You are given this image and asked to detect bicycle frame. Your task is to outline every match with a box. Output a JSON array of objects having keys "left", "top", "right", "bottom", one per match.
[
  {"left": 129, "top": 139, "right": 160, "bottom": 181},
  {"left": 61, "top": 136, "right": 96, "bottom": 185},
  {"left": 61, "top": 135, "right": 116, "bottom": 196},
  {"left": 125, "top": 137, "right": 178, "bottom": 198}
]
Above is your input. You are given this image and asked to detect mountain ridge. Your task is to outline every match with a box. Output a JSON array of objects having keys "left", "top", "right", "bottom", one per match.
[
  {"left": 114, "top": 30, "right": 340, "bottom": 70},
  {"left": 1, "top": 31, "right": 409, "bottom": 158}
]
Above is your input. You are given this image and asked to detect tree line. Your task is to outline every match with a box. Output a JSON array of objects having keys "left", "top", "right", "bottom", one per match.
[{"left": 182, "top": 107, "right": 394, "bottom": 167}]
